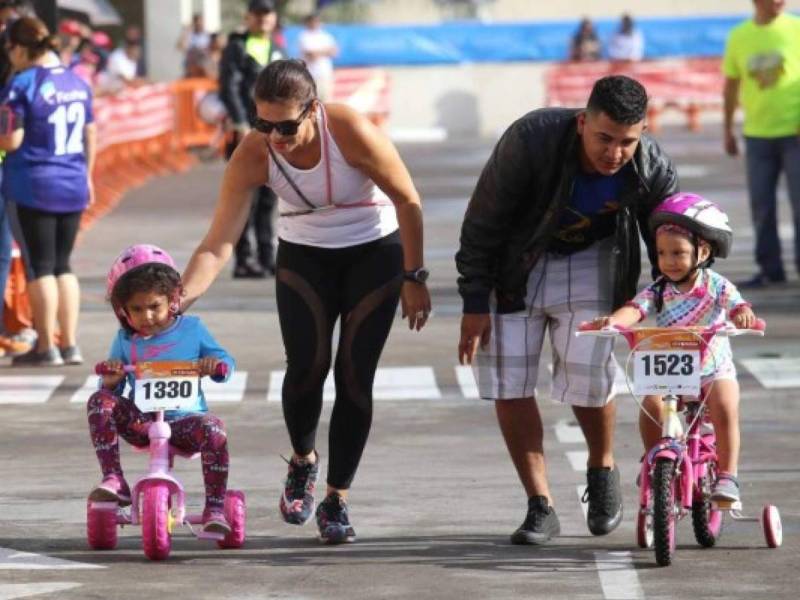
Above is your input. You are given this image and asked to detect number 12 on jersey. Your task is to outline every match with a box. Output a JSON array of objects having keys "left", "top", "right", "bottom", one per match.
[{"left": 633, "top": 350, "right": 700, "bottom": 395}]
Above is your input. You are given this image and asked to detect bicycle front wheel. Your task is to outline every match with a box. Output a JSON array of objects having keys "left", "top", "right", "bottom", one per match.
[
  {"left": 692, "top": 472, "right": 723, "bottom": 547},
  {"left": 652, "top": 457, "right": 678, "bottom": 566}
]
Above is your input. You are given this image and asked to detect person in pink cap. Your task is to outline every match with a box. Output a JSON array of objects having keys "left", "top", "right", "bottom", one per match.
[
  {"left": 593, "top": 193, "right": 757, "bottom": 503},
  {"left": 86, "top": 244, "right": 236, "bottom": 535}
]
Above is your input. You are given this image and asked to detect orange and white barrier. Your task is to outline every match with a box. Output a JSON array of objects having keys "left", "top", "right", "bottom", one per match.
[{"left": 545, "top": 58, "right": 724, "bottom": 132}]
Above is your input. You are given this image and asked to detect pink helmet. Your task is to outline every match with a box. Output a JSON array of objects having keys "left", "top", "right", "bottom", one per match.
[
  {"left": 106, "top": 244, "right": 177, "bottom": 298},
  {"left": 649, "top": 193, "right": 733, "bottom": 258}
]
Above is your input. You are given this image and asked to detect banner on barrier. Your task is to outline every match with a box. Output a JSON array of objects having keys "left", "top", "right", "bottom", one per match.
[{"left": 281, "top": 15, "right": 761, "bottom": 66}]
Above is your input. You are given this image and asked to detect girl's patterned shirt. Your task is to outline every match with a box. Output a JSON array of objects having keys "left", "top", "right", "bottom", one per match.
[{"left": 626, "top": 269, "right": 749, "bottom": 378}]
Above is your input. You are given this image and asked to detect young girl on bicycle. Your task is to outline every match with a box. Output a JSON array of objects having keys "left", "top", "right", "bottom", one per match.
[
  {"left": 87, "top": 244, "right": 236, "bottom": 534},
  {"left": 594, "top": 193, "right": 756, "bottom": 503}
]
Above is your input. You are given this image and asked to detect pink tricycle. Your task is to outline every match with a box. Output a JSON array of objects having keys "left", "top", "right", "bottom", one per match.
[
  {"left": 577, "top": 321, "right": 781, "bottom": 566},
  {"left": 87, "top": 360, "right": 246, "bottom": 560}
]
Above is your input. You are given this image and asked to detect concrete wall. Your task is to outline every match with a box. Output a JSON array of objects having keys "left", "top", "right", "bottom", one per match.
[
  {"left": 386, "top": 62, "right": 548, "bottom": 138},
  {"left": 365, "top": 0, "right": 800, "bottom": 23}
]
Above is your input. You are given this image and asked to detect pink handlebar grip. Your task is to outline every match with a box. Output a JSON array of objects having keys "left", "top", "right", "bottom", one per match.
[
  {"left": 753, "top": 318, "right": 766, "bottom": 332},
  {"left": 213, "top": 361, "right": 229, "bottom": 379},
  {"left": 578, "top": 321, "right": 602, "bottom": 332}
]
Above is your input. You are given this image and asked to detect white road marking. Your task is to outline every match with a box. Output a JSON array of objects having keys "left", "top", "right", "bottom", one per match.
[
  {"left": 566, "top": 450, "right": 589, "bottom": 472},
  {"left": 594, "top": 551, "right": 645, "bottom": 600},
  {"left": 675, "top": 164, "right": 708, "bottom": 178},
  {"left": 204, "top": 372, "right": 248, "bottom": 403},
  {"left": 554, "top": 419, "right": 584, "bottom": 444},
  {"left": 0, "top": 547, "right": 102, "bottom": 570},
  {"left": 576, "top": 484, "right": 588, "bottom": 520},
  {"left": 267, "top": 370, "right": 334, "bottom": 403},
  {"left": 454, "top": 366, "right": 479, "bottom": 399},
  {"left": 740, "top": 357, "right": 800, "bottom": 388},
  {"left": 69, "top": 375, "right": 99, "bottom": 404},
  {"left": 0, "top": 583, "right": 82, "bottom": 599},
  {"left": 268, "top": 367, "right": 442, "bottom": 402},
  {"left": 0, "top": 377, "right": 63, "bottom": 404}
]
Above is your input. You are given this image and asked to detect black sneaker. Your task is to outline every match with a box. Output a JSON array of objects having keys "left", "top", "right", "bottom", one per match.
[
  {"left": 315, "top": 492, "right": 356, "bottom": 544},
  {"left": 11, "top": 347, "right": 64, "bottom": 367},
  {"left": 737, "top": 272, "right": 786, "bottom": 289},
  {"left": 582, "top": 465, "right": 623, "bottom": 536},
  {"left": 510, "top": 496, "right": 560, "bottom": 545},
  {"left": 233, "top": 261, "right": 266, "bottom": 279},
  {"left": 279, "top": 452, "right": 319, "bottom": 525}
]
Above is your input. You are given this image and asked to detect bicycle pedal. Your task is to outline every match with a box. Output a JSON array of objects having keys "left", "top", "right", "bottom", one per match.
[{"left": 712, "top": 499, "right": 741, "bottom": 511}]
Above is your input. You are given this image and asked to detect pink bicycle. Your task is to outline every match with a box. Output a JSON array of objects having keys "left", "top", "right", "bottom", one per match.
[
  {"left": 87, "top": 360, "right": 246, "bottom": 561},
  {"left": 578, "top": 321, "right": 782, "bottom": 566}
]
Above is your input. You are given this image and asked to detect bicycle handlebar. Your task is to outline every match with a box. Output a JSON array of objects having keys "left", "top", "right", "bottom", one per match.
[
  {"left": 95, "top": 360, "right": 229, "bottom": 379},
  {"left": 575, "top": 318, "right": 766, "bottom": 337}
]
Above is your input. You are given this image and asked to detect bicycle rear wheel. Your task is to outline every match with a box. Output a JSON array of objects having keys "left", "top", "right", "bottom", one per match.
[{"left": 652, "top": 457, "right": 678, "bottom": 566}]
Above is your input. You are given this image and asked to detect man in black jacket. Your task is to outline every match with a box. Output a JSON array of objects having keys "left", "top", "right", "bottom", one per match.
[
  {"left": 456, "top": 76, "right": 678, "bottom": 545},
  {"left": 218, "top": 0, "right": 284, "bottom": 278}
]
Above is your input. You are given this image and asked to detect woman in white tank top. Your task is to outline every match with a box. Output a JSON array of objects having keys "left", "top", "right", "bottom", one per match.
[{"left": 182, "top": 59, "right": 430, "bottom": 544}]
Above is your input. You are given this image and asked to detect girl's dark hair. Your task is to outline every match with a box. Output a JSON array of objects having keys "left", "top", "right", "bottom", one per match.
[
  {"left": 8, "top": 16, "right": 60, "bottom": 60},
  {"left": 110, "top": 263, "right": 183, "bottom": 333},
  {"left": 254, "top": 58, "right": 317, "bottom": 105}
]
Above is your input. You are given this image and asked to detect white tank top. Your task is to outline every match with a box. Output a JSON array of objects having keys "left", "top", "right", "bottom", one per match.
[{"left": 268, "top": 105, "right": 399, "bottom": 248}]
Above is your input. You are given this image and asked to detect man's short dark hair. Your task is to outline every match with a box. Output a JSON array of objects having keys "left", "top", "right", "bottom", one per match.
[
  {"left": 248, "top": 0, "right": 275, "bottom": 14},
  {"left": 586, "top": 75, "right": 648, "bottom": 124}
]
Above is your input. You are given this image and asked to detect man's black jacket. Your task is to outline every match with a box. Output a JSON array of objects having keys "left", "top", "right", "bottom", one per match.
[
  {"left": 218, "top": 31, "right": 284, "bottom": 126},
  {"left": 456, "top": 107, "right": 679, "bottom": 314}
]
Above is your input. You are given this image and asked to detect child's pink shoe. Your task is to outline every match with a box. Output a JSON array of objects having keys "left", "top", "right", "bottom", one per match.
[
  {"left": 89, "top": 474, "right": 131, "bottom": 506},
  {"left": 202, "top": 507, "right": 231, "bottom": 535}
]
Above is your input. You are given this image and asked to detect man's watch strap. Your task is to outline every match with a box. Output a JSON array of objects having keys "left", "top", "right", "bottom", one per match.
[{"left": 403, "top": 267, "right": 429, "bottom": 284}]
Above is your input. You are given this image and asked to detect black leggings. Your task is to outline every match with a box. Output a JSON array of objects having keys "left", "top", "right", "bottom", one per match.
[
  {"left": 15, "top": 205, "right": 82, "bottom": 279},
  {"left": 276, "top": 231, "right": 403, "bottom": 489}
]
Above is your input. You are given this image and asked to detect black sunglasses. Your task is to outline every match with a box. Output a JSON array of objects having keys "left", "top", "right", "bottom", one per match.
[{"left": 253, "top": 102, "right": 313, "bottom": 136}]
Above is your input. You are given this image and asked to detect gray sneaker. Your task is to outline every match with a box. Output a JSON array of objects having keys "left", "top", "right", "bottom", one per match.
[
  {"left": 711, "top": 474, "right": 740, "bottom": 502},
  {"left": 11, "top": 347, "right": 64, "bottom": 367},
  {"left": 60, "top": 345, "right": 84, "bottom": 365}
]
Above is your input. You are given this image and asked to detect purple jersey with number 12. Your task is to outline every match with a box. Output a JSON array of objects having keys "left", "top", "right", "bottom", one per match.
[{"left": 1, "top": 63, "right": 94, "bottom": 213}]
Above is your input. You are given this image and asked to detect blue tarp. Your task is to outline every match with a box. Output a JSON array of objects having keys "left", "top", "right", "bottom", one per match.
[{"left": 283, "top": 15, "right": 774, "bottom": 67}]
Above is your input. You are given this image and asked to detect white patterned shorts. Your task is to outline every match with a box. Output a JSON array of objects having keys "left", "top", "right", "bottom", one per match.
[{"left": 473, "top": 238, "right": 618, "bottom": 407}]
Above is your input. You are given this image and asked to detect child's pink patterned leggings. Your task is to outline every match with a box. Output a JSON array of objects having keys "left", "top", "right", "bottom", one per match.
[{"left": 87, "top": 389, "right": 228, "bottom": 509}]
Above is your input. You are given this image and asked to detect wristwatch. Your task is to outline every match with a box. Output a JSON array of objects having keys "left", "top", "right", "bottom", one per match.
[{"left": 403, "top": 267, "right": 429, "bottom": 284}]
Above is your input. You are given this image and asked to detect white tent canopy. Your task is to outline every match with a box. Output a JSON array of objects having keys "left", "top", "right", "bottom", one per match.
[{"left": 57, "top": 0, "right": 122, "bottom": 26}]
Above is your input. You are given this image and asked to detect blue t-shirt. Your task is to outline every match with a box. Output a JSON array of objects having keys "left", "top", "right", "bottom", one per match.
[
  {"left": 549, "top": 165, "right": 628, "bottom": 254},
  {"left": 107, "top": 315, "right": 235, "bottom": 420},
  {"left": 1, "top": 62, "right": 94, "bottom": 213}
]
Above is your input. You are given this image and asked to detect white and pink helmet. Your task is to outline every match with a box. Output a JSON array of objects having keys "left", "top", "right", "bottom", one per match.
[
  {"left": 106, "top": 244, "right": 178, "bottom": 299},
  {"left": 649, "top": 193, "right": 733, "bottom": 258}
]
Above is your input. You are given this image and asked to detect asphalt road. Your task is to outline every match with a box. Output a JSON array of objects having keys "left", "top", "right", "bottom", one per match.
[{"left": 0, "top": 124, "right": 798, "bottom": 600}]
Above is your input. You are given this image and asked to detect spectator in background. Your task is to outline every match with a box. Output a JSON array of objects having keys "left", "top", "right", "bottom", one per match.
[
  {"left": 71, "top": 37, "right": 101, "bottom": 86},
  {"left": 218, "top": 0, "right": 284, "bottom": 278},
  {"left": 723, "top": 0, "right": 800, "bottom": 288},
  {"left": 57, "top": 18, "right": 82, "bottom": 68},
  {"left": 569, "top": 17, "right": 601, "bottom": 62},
  {"left": 608, "top": 14, "right": 644, "bottom": 62},
  {"left": 124, "top": 24, "right": 146, "bottom": 77},
  {"left": 299, "top": 12, "right": 338, "bottom": 102},
  {"left": 178, "top": 13, "right": 211, "bottom": 78},
  {"left": 0, "top": 16, "right": 96, "bottom": 366},
  {"left": 89, "top": 30, "right": 111, "bottom": 72},
  {"left": 100, "top": 38, "right": 144, "bottom": 92},
  {"left": 0, "top": 0, "right": 34, "bottom": 357}
]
